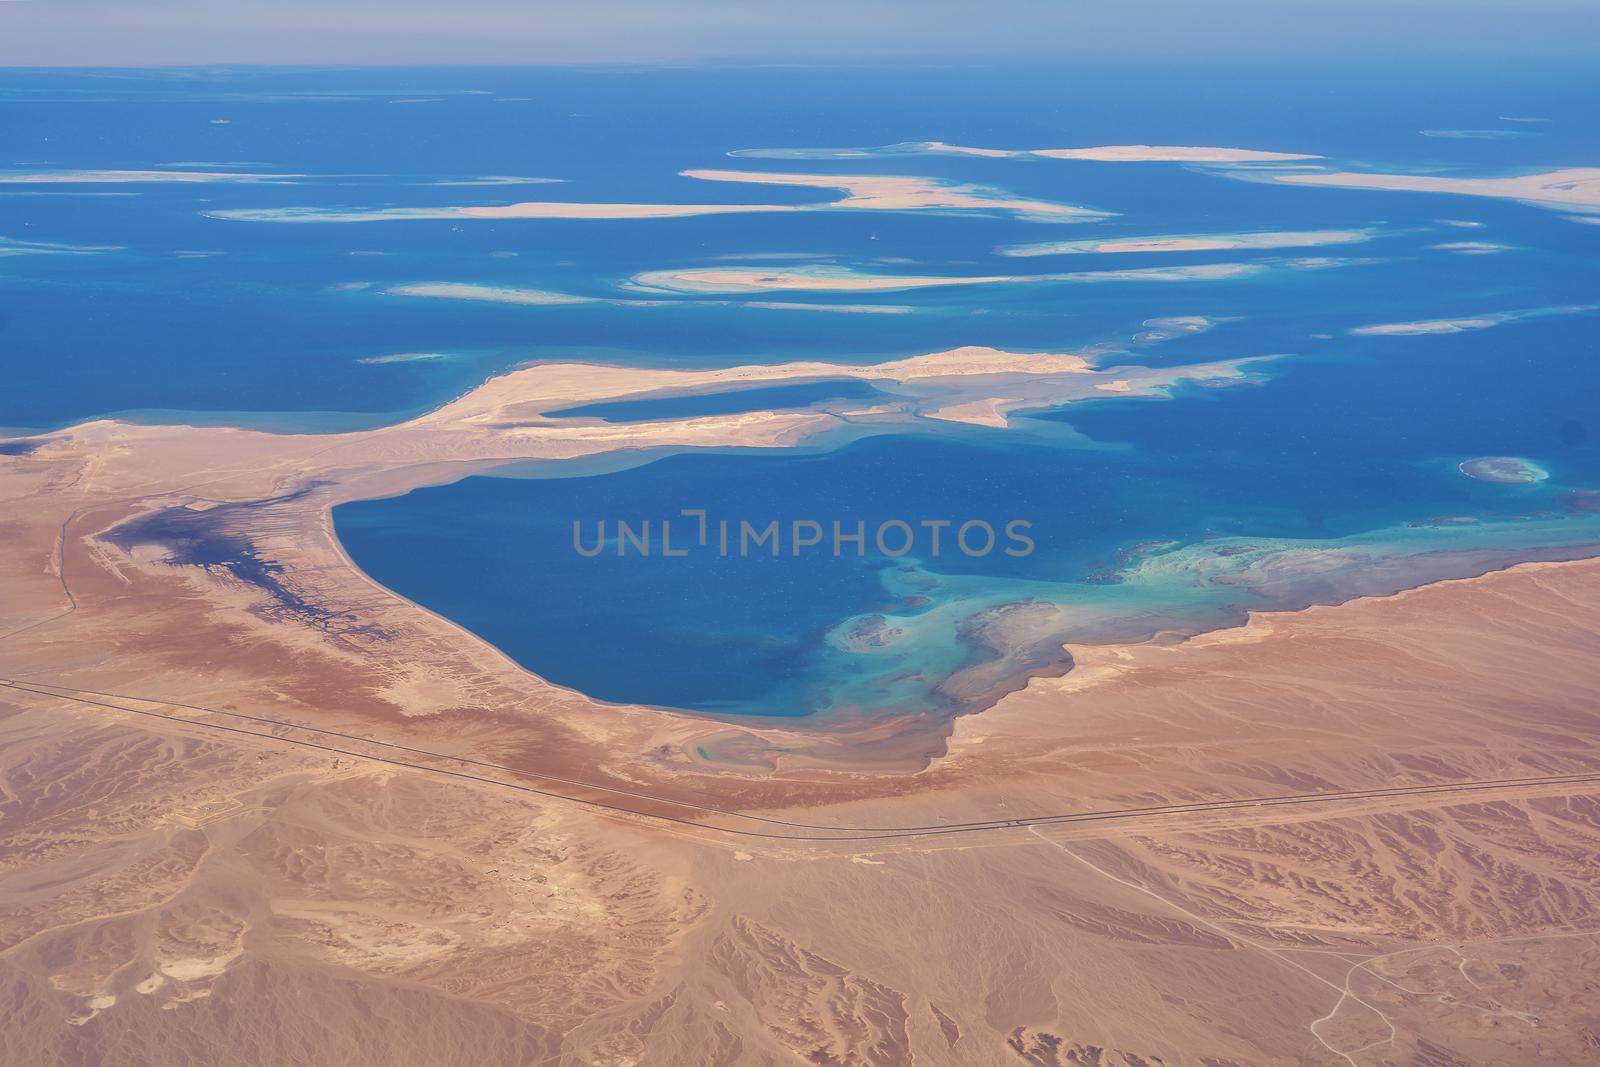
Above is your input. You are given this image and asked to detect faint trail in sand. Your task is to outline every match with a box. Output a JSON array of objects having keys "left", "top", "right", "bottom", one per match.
[
  {"left": 1029, "top": 825, "right": 1395, "bottom": 1066},
  {"left": 1033, "top": 826, "right": 1600, "bottom": 1064}
]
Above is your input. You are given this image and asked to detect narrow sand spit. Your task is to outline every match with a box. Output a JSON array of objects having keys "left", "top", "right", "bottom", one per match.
[{"left": 1269, "top": 166, "right": 1600, "bottom": 212}]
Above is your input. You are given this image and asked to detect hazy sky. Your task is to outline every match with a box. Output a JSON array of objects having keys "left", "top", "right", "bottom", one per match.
[{"left": 2, "top": 0, "right": 1597, "bottom": 66}]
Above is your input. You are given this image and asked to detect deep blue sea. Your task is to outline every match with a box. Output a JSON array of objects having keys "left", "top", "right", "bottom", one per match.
[{"left": 6, "top": 61, "right": 1599, "bottom": 721}]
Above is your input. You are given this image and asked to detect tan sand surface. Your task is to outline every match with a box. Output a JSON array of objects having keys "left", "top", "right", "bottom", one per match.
[
  {"left": 909, "top": 142, "right": 1321, "bottom": 163},
  {"left": 1004, "top": 229, "right": 1372, "bottom": 256},
  {"left": 213, "top": 168, "right": 1102, "bottom": 225},
  {"left": 629, "top": 261, "right": 1274, "bottom": 295},
  {"left": 1029, "top": 145, "right": 1321, "bottom": 163},
  {"left": 1350, "top": 304, "right": 1597, "bottom": 336},
  {"left": 681, "top": 168, "right": 1106, "bottom": 220},
  {"left": 1270, "top": 166, "right": 1600, "bottom": 211}
]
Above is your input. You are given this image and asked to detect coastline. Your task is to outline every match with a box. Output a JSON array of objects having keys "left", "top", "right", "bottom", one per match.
[{"left": 6, "top": 343, "right": 1600, "bottom": 776}]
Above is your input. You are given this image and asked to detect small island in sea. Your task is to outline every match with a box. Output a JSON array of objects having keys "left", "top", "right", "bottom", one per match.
[{"left": 1460, "top": 455, "right": 1551, "bottom": 483}]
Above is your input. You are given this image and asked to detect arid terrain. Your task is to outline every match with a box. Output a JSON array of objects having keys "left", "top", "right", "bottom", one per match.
[{"left": 4, "top": 352, "right": 1600, "bottom": 1066}]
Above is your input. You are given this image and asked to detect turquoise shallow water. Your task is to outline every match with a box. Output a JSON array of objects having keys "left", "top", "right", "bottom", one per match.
[{"left": 5, "top": 61, "right": 1599, "bottom": 721}]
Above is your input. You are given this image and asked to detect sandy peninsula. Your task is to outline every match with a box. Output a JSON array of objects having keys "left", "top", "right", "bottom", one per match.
[{"left": 0, "top": 340, "right": 1259, "bottom": 761}]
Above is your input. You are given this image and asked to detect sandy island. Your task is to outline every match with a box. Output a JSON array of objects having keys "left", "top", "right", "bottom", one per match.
[
  {"left": 734, "top": 141, "right": 1323, "bottom": 164},
  {"left": 1268, "top": 166, "right": 1600, "bottom": 213},
  {"left": 1002, "top": 228, "right": 1375, "bottom": 257},
  {"left": 1027, "top": 144, "right": 1321, "bottom": 163},
  {"left": 682, "top": 168, "right": 1110, "bottom": 221},
  {"left": 210, "top": 168, "right": 1110, "bottom": 224},
  {"left": 1351, "top": 304, "right": 1598, "bottom": 336},
  {"left": 1459, "top": 456, "right": 1550, "bottom": 484},
  {"left": 626, "top": 258, "right": 1366, "bottom": 295}
]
